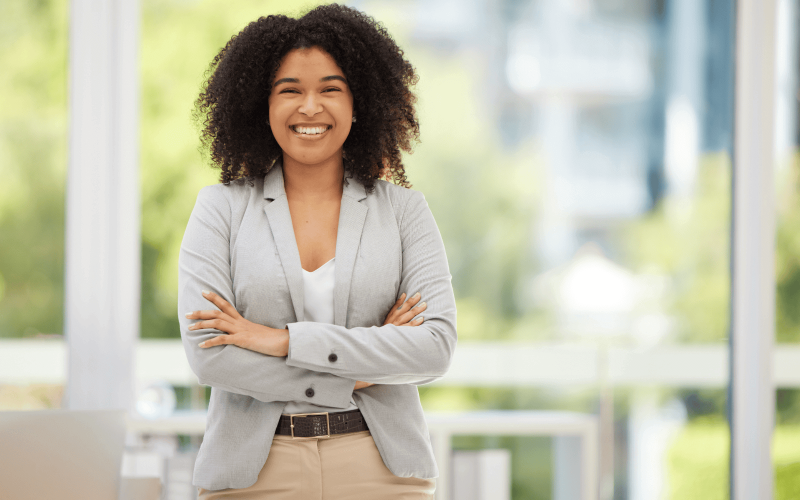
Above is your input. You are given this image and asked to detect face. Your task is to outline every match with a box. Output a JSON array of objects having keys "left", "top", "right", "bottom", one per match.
[{"left": 268, "top": 46, "right": 354, "bottom": 168}]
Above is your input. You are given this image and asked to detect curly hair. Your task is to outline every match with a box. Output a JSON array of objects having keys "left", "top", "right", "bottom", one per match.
[{"left": 193, "top": 3, "right": 419, "bottom": 191}]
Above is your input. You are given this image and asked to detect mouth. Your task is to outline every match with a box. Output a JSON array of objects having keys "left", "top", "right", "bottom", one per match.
[{"left": 291, "top": 125, "right": 332, "bottom": 137}]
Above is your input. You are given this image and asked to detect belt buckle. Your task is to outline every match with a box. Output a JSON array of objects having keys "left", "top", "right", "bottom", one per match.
[{"left": 289, "top": 412, "right": 331, "bottom": 439}]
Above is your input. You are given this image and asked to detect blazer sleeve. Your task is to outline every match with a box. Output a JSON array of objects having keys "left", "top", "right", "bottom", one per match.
[
  {"left": 285, "top": 189, "right": 458, "bottom": 385},
  {"left": 178, "top": 186, "right": 357, "bottom": 408}
]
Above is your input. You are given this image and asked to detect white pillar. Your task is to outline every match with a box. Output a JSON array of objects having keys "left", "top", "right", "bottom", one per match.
[
  {"left": 65, "top": 0, "right": 140, "bottom": 411},
  {"left": 731, "top": 0, "right": 777, "bottom": 498}
]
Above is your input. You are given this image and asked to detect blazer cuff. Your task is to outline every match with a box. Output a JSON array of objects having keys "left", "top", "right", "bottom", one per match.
[{"left": 286, "top": 322, "right": 349, "bottom": 374}]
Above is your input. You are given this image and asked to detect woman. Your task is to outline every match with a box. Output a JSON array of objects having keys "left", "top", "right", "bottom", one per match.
[{"left": 179, "top": 4, "right": 457, "bottom": 499}]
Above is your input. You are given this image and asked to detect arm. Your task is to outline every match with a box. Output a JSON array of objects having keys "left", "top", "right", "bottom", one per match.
[
  {"left": 178, "top": 186, "right": 357, "bottom": 408},
  {"left": 285, "top": 190, "right": 458, "bottom": 385}
]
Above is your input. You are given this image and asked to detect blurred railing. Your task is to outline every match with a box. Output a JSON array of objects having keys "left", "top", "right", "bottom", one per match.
[{"left": 3, "top": 339, "right": 800, "bottom": 387}]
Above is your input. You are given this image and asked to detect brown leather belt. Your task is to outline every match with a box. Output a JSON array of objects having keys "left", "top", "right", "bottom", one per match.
[{"left": 276, "top": 409, "right": 369, "bottom": 438}]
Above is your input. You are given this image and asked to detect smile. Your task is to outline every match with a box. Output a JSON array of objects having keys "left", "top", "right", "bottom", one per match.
[{"left": 291, "top": 125, "right": 332, "bottom": 136}]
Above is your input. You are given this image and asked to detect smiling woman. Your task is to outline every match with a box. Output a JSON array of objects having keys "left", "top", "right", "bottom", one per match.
[
  {"left": 193, "top": 4, "right": 419, "bottom": 191},
  {"left": 184, "top": 3, "right": 456, "bottom": 500}
]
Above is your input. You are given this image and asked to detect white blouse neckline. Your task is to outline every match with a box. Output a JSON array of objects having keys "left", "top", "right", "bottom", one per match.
[{"left": 302, "top": 257, "right": 335, "bottom": 274}]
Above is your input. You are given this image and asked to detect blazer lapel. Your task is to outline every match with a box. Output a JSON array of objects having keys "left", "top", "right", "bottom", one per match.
[
  {"left": 263, "top": 163, "right": 305, "bottom": 323},
  {"left": 333, "top": 175, "right": 368, "bottom": 327}
]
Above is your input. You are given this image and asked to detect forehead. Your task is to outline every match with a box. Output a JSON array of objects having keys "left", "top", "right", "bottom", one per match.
[{"left": 274, "top": 47, "right": 345, "bottom": 79}]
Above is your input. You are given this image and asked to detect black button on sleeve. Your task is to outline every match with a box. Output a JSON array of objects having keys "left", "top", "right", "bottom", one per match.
[
  {"left": 305, "top": 388, "right": 315, "bottom": 398},
  {"left": 328, "top": 353, "right": 338, "bottom": 362}
]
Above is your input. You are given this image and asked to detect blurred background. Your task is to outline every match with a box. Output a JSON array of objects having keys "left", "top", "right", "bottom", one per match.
[{"left": 1, "top": 0, "right": 798, "bottom": 499}]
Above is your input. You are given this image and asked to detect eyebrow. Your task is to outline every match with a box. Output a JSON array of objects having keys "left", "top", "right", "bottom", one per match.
[{"left": 273, "top": 75, "right": 348, "bottom": 87}]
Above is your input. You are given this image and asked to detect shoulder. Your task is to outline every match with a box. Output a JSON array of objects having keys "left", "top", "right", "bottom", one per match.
[
  {"left": 196, "top": 178, "right": 263, "bottom": 211},
  {"left": 370, "top": 179, "right": 425, "bottom": 220}
]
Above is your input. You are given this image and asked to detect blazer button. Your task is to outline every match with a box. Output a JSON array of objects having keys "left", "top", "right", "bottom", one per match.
[
  {"left": 305, "top": 388, "right": 315, "bottom": 398},
  {"left": 328, "top": 353, "right": 338, "bottom": 362}
]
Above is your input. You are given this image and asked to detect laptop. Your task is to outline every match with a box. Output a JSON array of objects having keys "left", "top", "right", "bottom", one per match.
[{"left": 0, "top": 410, "right": 127, "bottom": 500}]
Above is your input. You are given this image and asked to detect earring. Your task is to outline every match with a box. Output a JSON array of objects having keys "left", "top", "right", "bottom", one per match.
[{"left": 352, "top": 116, "right": 357, "bottom": 123}]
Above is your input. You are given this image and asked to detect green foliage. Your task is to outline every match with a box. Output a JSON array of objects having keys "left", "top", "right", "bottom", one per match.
[
  {"left": 667, "top": 419, "right": 800, "bottom": 500},
  {"left": 777, "top": 462, "right": 800, "bottom": 500},
  {"left": 776, "top": 156, "right": 800, "bottom": 342},
  {"left": 777, "top": 389, "right": 800, "bottom": 425},
  {"left": 0, "top": 0, "right": 68, "bottom": 338},
  {"left": 774, "top": 424, "right": 800, "bottom": 499},
  {"left": 667, "top": 417, "right": 729, "bottom": 500}
]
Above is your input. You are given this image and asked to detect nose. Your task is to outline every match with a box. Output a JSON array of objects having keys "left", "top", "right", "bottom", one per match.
[{"left": 298, "top": 92, "right": 323, "bottom": 117}]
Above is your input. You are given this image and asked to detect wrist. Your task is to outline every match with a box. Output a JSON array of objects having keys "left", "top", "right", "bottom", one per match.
[{"left": 277, "top": 327, "right": 290, "bottom": 357}]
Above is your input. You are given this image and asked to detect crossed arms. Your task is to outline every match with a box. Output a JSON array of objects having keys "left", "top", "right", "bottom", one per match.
[{"left": 178, "top": 185, "right": 457, "bottom": 408}]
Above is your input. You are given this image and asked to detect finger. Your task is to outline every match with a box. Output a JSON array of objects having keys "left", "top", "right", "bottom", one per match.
[
  {"left": 383, "top": 293, "right": 408, "bottom": 325},
  {"left": 393, "top": 293, "right": 406, "bottom": 310},
  {"left": 397, "top": 301, "right": 426, "bottom": 324},
  {"left": 199, "top": 334, "right": 231, "bottom": 348},
  {"left": 188, "top": 318, "right": 235, "bottom": 333},
  {"left": 392, "top": 292, "right": 420, "bottom": 318},
  {"left": 403, "top": 292, "right": 422, "bottom": 309},
  {"left": 201, "top": 290, "right": 243, "bottom": 320},
  {"left": 401, "top": 316, "right": 424, "bottom": 327},
  {"left": 186, "top": 309, "right": 232, "bottom": 322}
]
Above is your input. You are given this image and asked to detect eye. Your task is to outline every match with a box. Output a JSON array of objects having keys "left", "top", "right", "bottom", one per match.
[
  {"left": 322, "top": 87, "right": 342, "bottom": 93},
  {"left": 278, "top": 88, "right": 300, "bottom": 94}
]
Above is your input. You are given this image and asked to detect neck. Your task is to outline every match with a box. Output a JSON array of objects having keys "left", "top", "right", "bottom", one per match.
[{"left": 282, "top": 153, "right": 344, "bottom": 201}]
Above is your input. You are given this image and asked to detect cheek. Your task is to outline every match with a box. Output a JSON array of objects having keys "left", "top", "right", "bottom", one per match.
[
  {"left": 338, "top": 123, "right": 353, "bottom": 140},
  {"left": 268, "top": 106, "right": 288, "bottom": 140},
  {"left": 268, "top": 97, "right": 285, "bottom": 123}
]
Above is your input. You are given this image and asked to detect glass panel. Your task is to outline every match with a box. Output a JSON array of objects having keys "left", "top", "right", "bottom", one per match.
[
  {"left": 139, "top": 0, "right": 737, "bottom": 498},
  {"left": 0, "top": 0, "right": 68, "bottom": 409},
  {"left": 0, "top": 0, "right": 68, "bottom": 339}
]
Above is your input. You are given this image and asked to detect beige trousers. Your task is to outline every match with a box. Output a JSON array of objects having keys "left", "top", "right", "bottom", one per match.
[{"left": 198, "top": 431, "right": 436, "bottom": 500}]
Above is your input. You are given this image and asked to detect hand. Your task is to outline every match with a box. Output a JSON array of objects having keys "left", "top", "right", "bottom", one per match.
[
  {"left": 383, "top": 292, "right": 427, "bottom": 326},
  {"left": 355, "top": 293, "right": 426, "bottom": 392},
  {"left": 187, "top": 290, "right": 290, "bottom": 357}
]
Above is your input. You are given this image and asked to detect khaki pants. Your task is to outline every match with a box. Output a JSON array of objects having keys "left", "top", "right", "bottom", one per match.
[{"left": 198, "top": 431, "right": 436, "bottom": 499}]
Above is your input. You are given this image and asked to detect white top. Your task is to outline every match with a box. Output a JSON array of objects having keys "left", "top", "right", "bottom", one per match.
[{"left": 282, "top": 258, "right": 358, "bottom": 415}]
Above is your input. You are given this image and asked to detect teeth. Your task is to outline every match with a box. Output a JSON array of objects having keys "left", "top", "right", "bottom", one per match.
[{"left": 293, "top": 126, "right": 329, "bottom": 135}]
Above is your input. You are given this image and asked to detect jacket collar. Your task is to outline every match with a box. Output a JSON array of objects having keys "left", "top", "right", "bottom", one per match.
[{"left": 262, "top": 158, "right": 369, "bottom": 326}]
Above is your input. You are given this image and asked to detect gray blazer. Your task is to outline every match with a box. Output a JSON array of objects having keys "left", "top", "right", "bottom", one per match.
[{"left": 178, "top": 162, "right": 458, "bottom": 490}]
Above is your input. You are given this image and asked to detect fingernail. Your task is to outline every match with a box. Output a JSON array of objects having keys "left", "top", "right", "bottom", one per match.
[
  {"left": 185, "top": 312, "right": 193, "bottom": 318},
  {"left": 413, "top": 292, "right": 420, "bottom": 299},
  {"left": 202, "top": 290, "right": 211, "bottom": 295},
  {"left": 401, "top": 293, "right": 406, "bottom": 298},
  {"left": 420, "top": 302, "right": 427, "bottom": 308},
  {"left": 199, "top": 342, "right": 206, "bottom": 347},
  {"left": 187, "top": 324, "right": 194, "bottom": 330}
]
